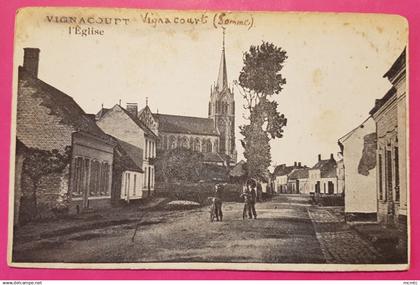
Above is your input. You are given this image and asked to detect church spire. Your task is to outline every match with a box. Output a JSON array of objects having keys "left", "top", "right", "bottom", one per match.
[{"left": 216, "top": 27, "right": 228, "bottom": 91}]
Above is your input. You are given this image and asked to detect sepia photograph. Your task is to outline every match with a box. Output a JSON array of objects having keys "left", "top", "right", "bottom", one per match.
[{"left": 8, "top": 7, "right": 409, "bottom": 271}]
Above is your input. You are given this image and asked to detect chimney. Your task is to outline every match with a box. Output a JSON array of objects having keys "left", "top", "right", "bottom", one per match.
[
  {"left": 298, "top": 162, "right": 301, "bottom": 167},
  {"left": 330, "top": 153, "right": 334, "bottom": 160},
  {"left": 126, "top": 103, "right": 138, "bottom": 117},
  {"left": 294, "top": 162, "right": 297, "bottom": 167},
  {"left": 23, "top": 48, "right": 40, "bottom": 77},
  {"left": 318, "top": 154, "right": 321, "bottom": 162}
]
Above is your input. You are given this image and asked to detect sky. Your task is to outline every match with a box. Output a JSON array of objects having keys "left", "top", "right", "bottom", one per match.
[{"left": 14, "top": 8, "right": 408, "bottom": 168}]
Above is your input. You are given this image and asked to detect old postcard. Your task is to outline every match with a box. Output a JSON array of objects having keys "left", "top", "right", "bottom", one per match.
[{"left": 8, "top": 7, "right": 409, "bottom": 271}]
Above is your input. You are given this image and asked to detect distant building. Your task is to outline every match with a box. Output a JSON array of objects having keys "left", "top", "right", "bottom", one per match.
[
  {"left": 369, "top": 48, "right": 407, "bottom": 227},
  {"left": 338, "top": 117, "right": 377, "bottom": 221},
  {"left": 96, "top": 104, "right": 158, "bottom": 197},
  {"left": 287, "top": 168, "right": 310, "bottom": 194},
  {"left": 308, "top": 154, "right": 341, "bottom": 195},
  {"left": 229, "top": 160, "right": 247, "bottom": 183},
  {"left": 16, "top": 48, "right": 115, "bottom": 222},
  {"left": 272, "top": 162, "right": 303, "bottom": 193}
]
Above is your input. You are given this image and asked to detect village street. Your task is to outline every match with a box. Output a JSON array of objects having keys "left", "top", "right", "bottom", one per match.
[{"left": 13, "top": 195, "right": 385, "bottom": 264}]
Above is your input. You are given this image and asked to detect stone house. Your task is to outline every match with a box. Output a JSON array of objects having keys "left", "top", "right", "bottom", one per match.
[
  {"left": 308, "top": 154, "right": 341, "bottom": 195},
  {"left": 111, "top": 139, "right": 144, "bottom": 203},
  {"left": 16, "top": 48, "right": 115, "bottom": 222},
  {"left": 96, "top": 103, "right": 158, "bottom": 197},
  {"left": 338, "top": 117, "right": 377, "bottom": 221},
  {"left": 369, "top": 48, "right": 407, "bottom": 227},
  {"left": 272, "top": 162, "right": 303, "bottom": 193},
  {"left": 287, "top": 168, "right": 310, "bottom": 194}
]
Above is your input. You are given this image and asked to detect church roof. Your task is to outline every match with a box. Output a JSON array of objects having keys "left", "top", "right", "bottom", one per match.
[
  {"left": 154, "top": 113, "right": 219, "bottom": 136},
  {"left": 216, "top": 29, "right": 228, "bottom": 91}
]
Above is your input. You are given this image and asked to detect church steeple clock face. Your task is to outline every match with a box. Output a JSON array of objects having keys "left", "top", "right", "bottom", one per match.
[{"left": 208, "top": 28, "right": 236, "bottom": 161}]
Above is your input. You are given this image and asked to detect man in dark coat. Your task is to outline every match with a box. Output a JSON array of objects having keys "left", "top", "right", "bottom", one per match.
[
  {"left": 214, "top": 184, "right": 223, "bottom": 221},
  {"left": 249, "top": 180, "right": 257, "bottom": 219}
]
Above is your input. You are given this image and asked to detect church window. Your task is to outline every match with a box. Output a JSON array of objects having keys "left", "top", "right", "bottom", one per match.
[
  {"left": 163, "top": 135, "right": 168, "bottom": 149},
  {"left": 202, "top": 138, "right": 207, "bottom": 152},
  {"left": 208, "top": 140, "right": 213, "bottom": 153},
  {"left": 169, "top": 136, "right": 176, "bottom": 149},
  {"left": 189, "top": 137, "right": 194, "bottom": 149},
  {"left": 182, "top": 136, "right": 189, "bottom": 148},
  {"left": 194, "top": 138, "right": 201, "bottom": 152}
]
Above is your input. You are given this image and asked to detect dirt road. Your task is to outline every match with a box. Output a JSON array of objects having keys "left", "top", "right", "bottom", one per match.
[{"left": 13, "top": 195, "right": 382, "bottom": 264}]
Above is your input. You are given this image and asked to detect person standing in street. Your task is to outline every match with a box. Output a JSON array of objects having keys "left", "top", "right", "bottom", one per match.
[
  {"left": 214, "top": 184, "right": 223, "bottom": 221},
  {"left": 240, "top": 186, "right": 252, "bottom": 219},
  {"left": 249, "top": 180, "right": 258, "bottom": 219}
]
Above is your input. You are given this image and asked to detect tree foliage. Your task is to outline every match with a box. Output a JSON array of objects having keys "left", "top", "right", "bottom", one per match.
[
  {"left": 237, "top": 42, "right": 288, "bottom": 181},
  {"left": 155, "top": 148, "right": 204, "bottom": 183},
  {"left": 22, "top": 146, "right": 72, "bottom": 219}
]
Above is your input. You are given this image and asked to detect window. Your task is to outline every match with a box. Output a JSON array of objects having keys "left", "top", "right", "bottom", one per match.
[
  {"left": 395, "top": 147, "right": 400, "bottom": 202},
  {"left": 145, "top": 139, "right": 148, "bottom": 159},
  {"left": 386, "top": 150, "right": 392, "bottom": 202},
  {"left": 144, "top": 167, "right": 147, "bottom": 187},
  {"left": 194, "top": 138, "right": 201, "bottom": 152},
  {"left": 328, "top": 181, "right": 334, "bottom": 194},
  {"left": 124, "top": 173, "right": 128, "bottom": 196},
  {"left": 163, "top": 136, "right": 168, "bottom": 149},
  {"left": 126, "top": 172, "right": 131, "bottom": 197},
  {"left": 89, "top": 160, "right": 100, "bottom": 196},
  {"left": 133, "top": 174, "right": 137, "bottom": 196},
  {"left": 72, "top": 157, "right": 84, "bottom": 197},
  {"left": 379, "top": 153, "right": 383, "bottom": 200}
]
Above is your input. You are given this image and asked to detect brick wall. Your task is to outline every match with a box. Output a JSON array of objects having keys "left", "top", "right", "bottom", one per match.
[{"left": 17, "top": 78, "right": 75, "bottom": 151}]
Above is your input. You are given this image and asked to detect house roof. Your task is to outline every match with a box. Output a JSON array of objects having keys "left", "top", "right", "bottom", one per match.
[
  {"left": 369, "top": 87, "right": 397, "bottom": 116},
  {"left": 383, "top": 48, "right": 406, "bottom": 82},
  {"left": 229, "top": 160, "right": 247, "bottom": 177},
  {"left": 272, "top": 164, "right": 295, "bottom": 177},
  {"left": 311, "top": 159, "right": 337, "bottom": 178},
  {"left": 97, "top": 105, "right": 158, "bottom": 139},
  {"left": 338, "top": 116, "right": 372, "bottom": 144},
  {"left": 95, "top": 108, "right": 110, "bottom": 120},
  {"left": 153, "top": 113, "right": 219, "bottom": 136},
  {"left": 115, "top": 139, "right": 144, "bottom": 173},
  {"left": 18, "top": 67, "right": 112, "bottom": 145},
  {"left": 288, "top": 168, "right": 309, "bottom": 180}
]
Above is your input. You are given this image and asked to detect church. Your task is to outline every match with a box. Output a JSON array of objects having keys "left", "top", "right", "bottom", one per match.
[{"left": 137, "top": 31, "right": 237, "bottom": 166}]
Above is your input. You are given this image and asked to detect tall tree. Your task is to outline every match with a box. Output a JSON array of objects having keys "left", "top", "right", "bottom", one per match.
[{"left": 237, "top": 42, "right": 288, "bottom": 181}]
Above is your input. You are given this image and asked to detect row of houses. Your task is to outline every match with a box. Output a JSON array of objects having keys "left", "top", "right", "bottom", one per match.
[
  {"left": 339, "top": 48, "right": 407, "bottom": 228},
  {"left": 271, "top": 154, "right": 345, "bottom": 196},
  {"left": 271, "top": 48, "right": 407, "bottom": 230},
  {"left": 14, "top": 48, "right": 158, "bottom": 225}
]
